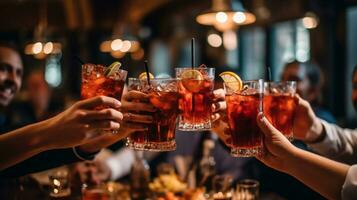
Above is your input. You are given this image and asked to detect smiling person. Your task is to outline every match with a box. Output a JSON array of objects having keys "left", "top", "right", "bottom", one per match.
[{"left": 0, "top": 42, "right": 150, "bottom": 179}]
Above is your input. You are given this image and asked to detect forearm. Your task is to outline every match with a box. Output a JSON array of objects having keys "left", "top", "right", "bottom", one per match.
[
  {"left": 0, "top": 119, "right": 53, "bottom": 170},
  {"left": 286, "top": 148, "right": 350, "bottom": 200}
]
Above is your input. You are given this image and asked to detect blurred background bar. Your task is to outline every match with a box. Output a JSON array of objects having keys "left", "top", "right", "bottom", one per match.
[{"left": 0, "top": 0, "right": 356, "bottom": 127}]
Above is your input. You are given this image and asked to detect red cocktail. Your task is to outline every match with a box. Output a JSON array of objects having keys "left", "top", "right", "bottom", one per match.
[
  {"left": 264, "top": 81, "right": 297, "bottom": 140},
  {"left": 81, "top": 63, "right": 127, "bottom": 103},
  {"left": 126, "top": 78, "right": 179, "bottom": 151},
  {"left": 176, "top": 67, "right": 215, "bottom": 131},
  {"left": 225, "top": 80, "right": 264, "bottom": 157}
]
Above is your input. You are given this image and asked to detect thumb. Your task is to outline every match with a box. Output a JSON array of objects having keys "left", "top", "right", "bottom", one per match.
[{"left": 256, "top": 112, "right": 279, "bottom": 137}]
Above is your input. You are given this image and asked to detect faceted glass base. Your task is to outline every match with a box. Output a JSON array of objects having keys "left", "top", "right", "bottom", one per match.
[
  {"left": 126, "top": 139, "right": 176, "bottom": 152},
  {"left": 178, "top": 120, "right": 211, "bottom": 132},
  {"left": 231, "top": 146, "right": 263, "bottom": 157}
]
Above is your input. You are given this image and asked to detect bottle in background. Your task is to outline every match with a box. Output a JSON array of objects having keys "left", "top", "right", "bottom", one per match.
[
  {"left": 197, "top": 139, "right": 216, "bottom": 192},
  {"left": 130, "top": 151, "right": 151, "bottom": 199}
]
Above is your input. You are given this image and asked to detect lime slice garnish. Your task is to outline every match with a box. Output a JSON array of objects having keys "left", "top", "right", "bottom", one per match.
[
  {"left": 104, "top": 61, "right": 121, "bottom": 77},
  {"left": 219, "top": 71, "right": 243, "bottom": 92}
]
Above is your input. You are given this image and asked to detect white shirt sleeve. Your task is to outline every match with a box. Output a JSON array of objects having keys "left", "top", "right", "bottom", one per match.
[
  {"left": 308, "top": 120, "right": 357, "bottom": 164},
  {"left": 105, "top": 148, "right": 135, "bottom": 180},
  {"left": 342, "top": 165, "right": 357, "bottom": 200}
]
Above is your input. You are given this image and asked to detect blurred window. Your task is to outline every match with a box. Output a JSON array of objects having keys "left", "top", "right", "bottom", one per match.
[
  {"left": 240, "top": 27, "right": 266, "bottom": 80},
  {"left": 271, "top": 20, "right": 310, "bottom": 80},
  {"left": 149, "top": 40, "right": 171, "bottom": 77},
  {"left": 346, "top": 6, "right": 357, "bottom": 121}
]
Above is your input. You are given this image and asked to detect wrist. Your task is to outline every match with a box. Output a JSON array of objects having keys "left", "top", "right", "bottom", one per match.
[
  {"left": 282, "top": 147, "right": 305, "bottom": 174},
  {"left": 73, "top": 146, "right": 99, "bottom": 161},
  {"left": 305, "top": 118, "right": 324, "bottom": 143}
]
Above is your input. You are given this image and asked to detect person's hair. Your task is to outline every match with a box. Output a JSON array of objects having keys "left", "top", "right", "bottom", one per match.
[
  {"left": 0, "top": 41, "right": 20, "bottom": 54},
  {"left": 284, "top": 60, "right": 322, "bottom": 87}
]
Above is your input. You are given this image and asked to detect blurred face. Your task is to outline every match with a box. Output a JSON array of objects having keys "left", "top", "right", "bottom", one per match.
[
  {"left": 281, "top": 63, "right": 309, "bottom": 99},
  {"left": 0, "top": 47, "right": 23, "bottom": 107},
  {"left": 352, "top": 70, "right": 357, "bottom": 111}
]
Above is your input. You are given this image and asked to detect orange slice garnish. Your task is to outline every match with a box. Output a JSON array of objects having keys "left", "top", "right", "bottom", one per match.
[{"left": 219, "top": 71, "right": 243, "bottom": 92}]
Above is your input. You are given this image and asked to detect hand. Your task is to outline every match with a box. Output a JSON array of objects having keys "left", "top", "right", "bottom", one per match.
[
  {"left": 256, "top": 112, "right": 299, "bottom": 173},
  {"left": 78, "top": 91, "right": 156, "bottom": 153},
  {"left": 44, "top": 96, "right": 123, "bottom": 149},
  {"left": 120, "top": 90, "right": 156, "bottom": 133},
  {"left": 292, "top": 95, "right": 324, "bottom": 142},
  {"left": 211, "top": 89, "right": 232, "bottom": 147}
]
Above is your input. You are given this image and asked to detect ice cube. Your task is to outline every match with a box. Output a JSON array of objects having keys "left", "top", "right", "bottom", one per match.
[{"left": 164, "top": 82, "right": 178, "bottom": 92}]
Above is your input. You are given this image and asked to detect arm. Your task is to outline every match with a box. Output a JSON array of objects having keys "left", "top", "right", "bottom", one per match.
[
  {"left": 286, "top": 148, "right": 349, "bottom": 200},
  {"left": 256, "top": 113, "right": 351, "bottom": 200},
  {"left": 0, "top": 120, "right": 54, "bottom": 171},
  {"left": 288, "top": 95, "right": 357, "bottom": 164},
  {"left": 0, "top": 96, "right": 123, "bottom": 171}
]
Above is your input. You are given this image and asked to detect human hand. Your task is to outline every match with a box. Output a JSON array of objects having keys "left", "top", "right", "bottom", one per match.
[
  {"left": 78, "top": 91, "right": 155, "bottom": 153},
  {"left": 45, "top": 96, "right": 123, "bottom": 149},
  {"left": 292, "top": 95, "right": 324, "bottom": 142},
  {"left": 256, "top": 112, "right": 299, "bottom": 173},
  {"left": 120, "top": 90, "right": 156, "bottom": 134},
  {"left": 211, "top": 89, "right": 232, "bottom": 147}
]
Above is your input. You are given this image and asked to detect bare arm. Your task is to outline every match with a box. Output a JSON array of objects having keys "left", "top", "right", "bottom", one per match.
[
  {"left": 255, "top": 113, "right": 350, "bottom": 200},
  {"left": 0, "top": 120, "right": 53, "bottom": 170},
  {"left": 0, "top": 96, "right": 123, "bottom": 171},
  {"left": 286, "top": 148, "right": 349, "bottom": 200}
]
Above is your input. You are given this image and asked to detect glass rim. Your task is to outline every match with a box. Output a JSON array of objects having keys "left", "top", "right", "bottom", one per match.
[
  {"left": 82, "top": 64, "right": 128, "bottom": 73},
  {"left": 240, "top": 79, "right": 264, "bottom": 84},
  {"left": 174, "top": 67, "right": 215, "bottom": 70},
  {"left": 128, "top": 77, "right": 178, "bottom": 81},
  {"left": 264, "top": 81, "right": 297, "bottom": 85}
]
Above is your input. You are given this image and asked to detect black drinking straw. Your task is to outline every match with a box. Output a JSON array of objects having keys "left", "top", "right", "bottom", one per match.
[
  {"left": 191, "top": 38, "right": 195, "bottom": 69},
  {"left": 267, "top": 66, "right": 272, "bottom": 93},
  {"left": 144, "top": 60, "right": 151, "bottom": 86},
  {"left": 267, "top": 66, "right": 272, "bottom": 82},
  {"left": 191, "top": 38, "right": 195, "bottom": 112}
]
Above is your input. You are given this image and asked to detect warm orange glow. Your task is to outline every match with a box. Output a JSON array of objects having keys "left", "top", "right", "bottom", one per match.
[
  {"left": 131, "top": 48, "right": 144, "bottom": 60},
  {"left": 120, "top": 40, "right": 132, "bottom": 52},
  {"left": 207, "top": 33, "right": 222, "bottom": 47},
  {"left": 44, "top": 42, "right": 53, "bottom": 54},
  {"left": 196, "top": 11, "right": 256, "bottom": 32},
  {"left": 32, "top": 42, "right": 43, "bottom": 54},
  {"left": 111, "top": 39, "right": 123, "bottom": 51}
]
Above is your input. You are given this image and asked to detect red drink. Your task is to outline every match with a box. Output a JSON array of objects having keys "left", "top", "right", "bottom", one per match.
[
  {"left": 81, "top": 64, "right": 127, "bottom": 105},
  {"left": 224, "top": 80, "right": 264, "bottom": 157},
  {"left": 264, "top": 81, "right": 297, "bottom": 140},
  {"left": 179, "top": 79, "right": 213, "bottom": 123},
  {"left": 82, "top": 187, "right": 108, "bottom": 200},
  {"left": 176, "top": 67, "right": 215, "bottom": 131},
  {"left": 126, "top": 78, "right": 179, "bottom": 151},
  {"left": 264, "top": 94, "right": 297, "bottom": 140}
]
